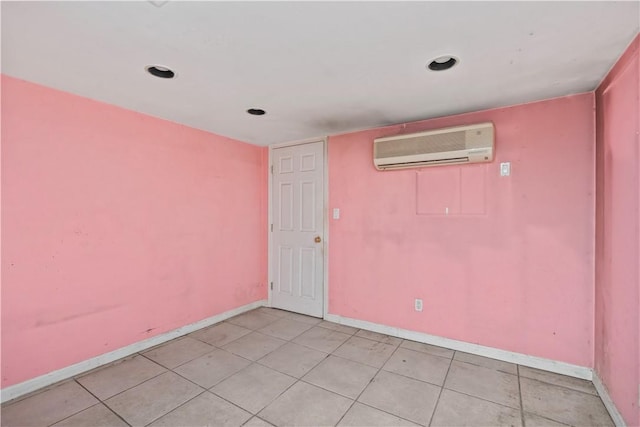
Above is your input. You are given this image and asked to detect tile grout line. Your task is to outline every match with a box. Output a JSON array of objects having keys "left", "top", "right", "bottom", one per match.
[
  {"left": 240, "top": 320, "right": 358, "bottom": 424},
  {"left": 160, "top": 320, "right": 298, "bottom": 424},
  {"left": 43, "top": 401, "right": 110, "bottom": 427},
  {"left": 397, "top": 343, "right": 455, "bottom": 361},
  {"left": 248, "top": 366, "right": 320, "bottom": 423},
  {"left": 241, "top": 415, "right": 273, "bottom": 427},
  {"left": 206, "top": 360, "right": 301, "bottom": 412},
  {"left": 323, "top": 337, "right": 451, "bottom": 425},
  {"left": 321, "top": 340, "right": 399, "bottom": 370},
  {"left": 427, "top": 350, "right": 455, "bottom": 427},
  {"left": 519, "top": 412, "right": 572, "bottom": 426},
  {"left": 170, "top": 314, "right": 362, "bottom": 376},
  {"left": 437, "top": 357, "right": 526, "bottom": 413},
  {"left": 5, "top": 309, "right": 604, "bottom": 427},
  {"left": 350, "top": 332, "right": 403, "bottom": 347},
  {"left": 195, "top": 313, "right": 333, "bottom": 424},
  {"left": 182, "top": 315, "right": 305, "bottom": 363},
  {"left": 108, "top": 317, "right": 436, "bottom": 426},
  {"left": 343, "top": 347, "right": 432, "bottom": 426},
  {"left": 438, "top": 386, "right": 523, "bottom": 412},
  {"left": 42, "top": 354, "right": 168, "bottom": 409},
  {"left": 70, "top": 379, "right": 132, "bottom": 427},
  {"left": 145, "top": 348, "right": 219, "bottom": 371},
  {"left": 3, "top": 349, "right": 149, "bottom": 407},
  {"left": 151, "top": 317, "right": 527, "bottom": 403},
  {"left": 333, "top": 340, "right": 408, "bottom": 426},
  {"left": 433, "top": 358, "right": 582, "bottom": 421},
  {"left": 247, "top": 316, "right": 338, "bottom": 423},
  {"left": 22, "top": 331, "right": 489, "bottom": 427},
  {"left": 290, "top": 332, "right": 357, "bottom": 354},
  {"left": 295, "top": 347, "right": 401, "bottom": 400},
  {"left": 518, "top": 365, "right": 526, "bottom": 427},
  {"left": 450, "top": 356, "right": 518, "bottom": 377},
  {"left": 213, "top": 340, "right": 276, "bottom": 364},
  {"left": 256, "top": 326, "right": 317, "bottom": 342},
  {"left": 352, "top": 354, "right": 450, "bottom": 390},
  {"left": 187, "top": 328, "right": 253, "bottom": 348},
  {"left": 145, "top": 354, "right": 263, "bottom": 420},
  {"left": 141, "top": 322, "right": 298, "bottom": 425},
  {"left": 254, "top": 345, "right": 328, "bottom": 374},
  {"left": 354, "top": 401, "right": 431, "bottom": 427},
  {"left": 214, "top": 320, "right": 325, "bottom": 365},
  {"left": 517, "top": 374, "right": 600, "bottom": 426},
  {"left": 76, "top": 355, "right": 167, "bottom": 405},
  {"left": 518, "top": 375, "right": 602, "bottom": 397},
  {"left": 141, "top": 389, "right": 208, "bottom": 427},
  {"left": 100, "top": 354, "right": 211, "bottom": 426}
]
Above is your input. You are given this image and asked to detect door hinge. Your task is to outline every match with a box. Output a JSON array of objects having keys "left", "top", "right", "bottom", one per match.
[
  {"left": 270, "top": 282, "right": 273, "bottom": 290},
  {"left": 270, "top": 224, "right": 273, "bottom": 232},
  {"left": 270, "top": 165, "right": 273, "bottom": 174}
]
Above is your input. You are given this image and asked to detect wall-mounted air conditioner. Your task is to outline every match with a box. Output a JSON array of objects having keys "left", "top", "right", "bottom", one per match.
[{"left": 373, "top": 122, "right": 494, "bottom": 170}]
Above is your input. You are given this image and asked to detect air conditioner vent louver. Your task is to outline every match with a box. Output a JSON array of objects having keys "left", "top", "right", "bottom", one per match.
[
  {"left": 373, "top": 122, "right": 494, "bottom": 170},
  {"left": 375, "top": 131, "right": 467, "bottom": 158}
]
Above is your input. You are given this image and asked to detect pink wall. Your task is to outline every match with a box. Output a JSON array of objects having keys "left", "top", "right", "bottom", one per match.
[
  {"left": 595, "top": 34, "right": 639, "bottom": 427},
  {"left": 0, "top": 75, "right": 268, "bottom": 387},
  {"left": 328, "top": 93, "right": 595, "bottom": 367}
]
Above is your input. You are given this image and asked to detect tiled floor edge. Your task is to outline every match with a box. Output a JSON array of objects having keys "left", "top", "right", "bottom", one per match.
[
  {"left": 592, "top": 371, "right": 628, "bottom": 427},
  {"left": 0, "top": 299, "right": 268, "bottom": 404},
  {"left": 323, "top": 313, "right": 593, "bottom": 381}
]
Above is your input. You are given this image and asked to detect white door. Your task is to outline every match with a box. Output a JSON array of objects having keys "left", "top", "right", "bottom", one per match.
[{"left": 271, "top": 141, "right": 324, "bottom": 318}]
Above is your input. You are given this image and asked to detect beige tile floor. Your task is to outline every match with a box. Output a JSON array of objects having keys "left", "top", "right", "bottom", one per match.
[{"left": 2, "top": 307, "right": 614, "bottom": 427}]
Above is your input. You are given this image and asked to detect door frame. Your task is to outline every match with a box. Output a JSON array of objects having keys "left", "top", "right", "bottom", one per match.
[{"left": 267, "top": 137, "right": 329, "bottom": 318}]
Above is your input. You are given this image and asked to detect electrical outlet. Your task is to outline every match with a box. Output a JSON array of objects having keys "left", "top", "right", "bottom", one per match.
[
  {"left": 500, "top": 162, "right": 511, "bottom": 176},
  {"left": 414, "top": 299, "right": 423, "bottom": 312}
]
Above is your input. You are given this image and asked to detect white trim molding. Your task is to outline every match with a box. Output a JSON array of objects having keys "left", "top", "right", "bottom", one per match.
[
  {"left": 269, "top": 136, "right": 327, "bottom": 150},
  {"left": 5, "top": 301, "right": 627, "bottom": 427},
  {"left": 593, "top": 372, "right": 627, "bottom": 427},
  {"left": 267, "top": 137, "right": 328, "bottom": 317},
  {"left": 324, "top": 313, "right": 593, "bottom": 380},
  {"left": 0, "top": 300, "right": 266, "bottom": 404},
  {"left": 322, "top": 137, "right": 329, "bottom": 318}
]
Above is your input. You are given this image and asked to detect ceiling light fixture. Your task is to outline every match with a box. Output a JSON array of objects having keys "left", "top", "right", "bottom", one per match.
[
  {"left": 427, "top": 56, "right": 458, "bottom": 71},
  {"left": 247, "top": 108, "right": 266, "bottom": 116},
  {"left": 145, "top": 65, "right": 175, "bottom": 79}
]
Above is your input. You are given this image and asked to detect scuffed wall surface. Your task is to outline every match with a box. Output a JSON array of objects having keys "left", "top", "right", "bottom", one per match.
[{"left": 1, "top": 75, "right": 267, "bottom": 387}]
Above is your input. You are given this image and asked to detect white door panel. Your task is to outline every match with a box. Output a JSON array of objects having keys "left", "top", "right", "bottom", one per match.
[{"left": 271, "top": 141, "right": 324, "bottom": 317}]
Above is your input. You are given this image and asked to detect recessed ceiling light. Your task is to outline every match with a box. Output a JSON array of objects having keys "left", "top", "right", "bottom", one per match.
[
  {"left": 427, "top": 56, "right": 458, "bottom": 71},
  {"left": 247, "top": 108, "right": 266, "bottom": 116},
  {"left": 145, "top": 65, "right": 175, "bottom": 79}
]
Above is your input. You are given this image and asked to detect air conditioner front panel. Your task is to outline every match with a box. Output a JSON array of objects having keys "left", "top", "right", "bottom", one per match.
[
  {"left": 373, "top": 122, "right": 494, "bottom": 171},
  {"left": 465, "top": 126, "right": 494, "bottom": 149}
]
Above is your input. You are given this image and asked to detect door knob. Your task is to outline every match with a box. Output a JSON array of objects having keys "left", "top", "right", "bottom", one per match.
[{"left": 314, "top": 236, "right": 322, "bottom": 243}]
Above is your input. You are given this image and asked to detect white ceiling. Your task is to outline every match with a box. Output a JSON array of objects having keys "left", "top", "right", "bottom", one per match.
[{"left": 2, "top": 1, "right": 638, "bottom": 146}]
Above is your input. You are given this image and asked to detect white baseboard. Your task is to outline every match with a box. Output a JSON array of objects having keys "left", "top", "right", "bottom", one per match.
[
  {"left": 4, "top": 302, "right": 617, "bottom": 421},
  {"left": 592, "top": 372, "right": 627, "bottom": 427},
  {"left": 0, "top": 300, "right": 267, "bottom": 404},
  {"left": 324, "top": 313, "right": 593, "bottom": 380}
]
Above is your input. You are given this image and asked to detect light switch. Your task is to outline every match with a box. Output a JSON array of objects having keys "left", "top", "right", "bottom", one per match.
[
  {"left": 333, "top": 208, "right": 340, "bottom": 219},
  {"left": 500, "top": 162, "right": 511, "bottom": 177}
]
